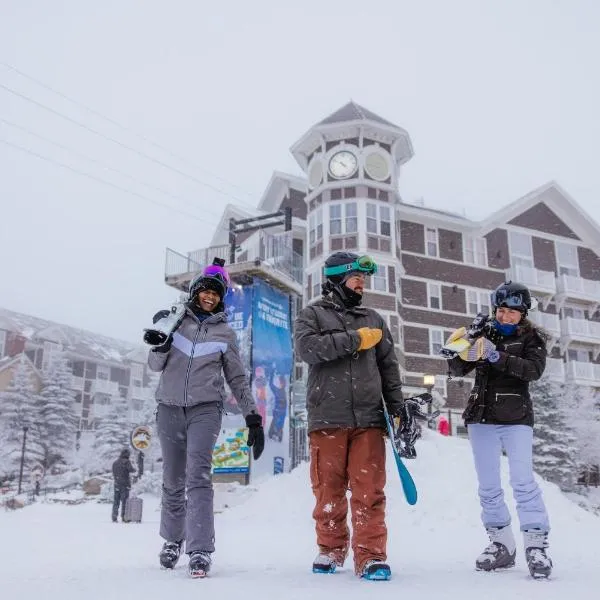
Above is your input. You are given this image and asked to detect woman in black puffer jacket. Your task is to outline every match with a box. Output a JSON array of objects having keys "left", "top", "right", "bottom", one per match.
[{"left": 446, "top": 281, "right": 553, "bottom": 579}]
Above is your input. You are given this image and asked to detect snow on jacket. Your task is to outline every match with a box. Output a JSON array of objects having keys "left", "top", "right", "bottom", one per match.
[
  {"left": 147, "top": 306, "right": 256, "bottom": 417},
  {"left": 447, "top": 321, "right": 547, "bottom": 427},
  {"left": 294, "top": 294, "right": 404, "bottom": 433}
]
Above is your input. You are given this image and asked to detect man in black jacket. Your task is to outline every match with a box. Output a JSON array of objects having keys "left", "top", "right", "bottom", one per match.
[
  {"left": 112, "top": 448, "right": 135, "bottom": 523},
  {"left": 295, "top": 252, "right": 406, "bottom": 581},
  {"left": 445, "top": 281, "right": 552, "bottom": 579}
]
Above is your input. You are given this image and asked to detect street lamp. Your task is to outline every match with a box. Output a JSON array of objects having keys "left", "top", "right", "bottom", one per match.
[
  {"left": 17, "top": 426, "right": 28, "bottom": 495},
  {"left": 423, "top": 375, "right": 435, "bottom": 417}
]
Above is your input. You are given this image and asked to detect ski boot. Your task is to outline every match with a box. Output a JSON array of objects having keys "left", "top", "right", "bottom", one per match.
[
  {"left": 475, "top": 526, "right": 516, "bottom": 571},
  {"left": 312, "top": 553, "right": 339, "bottom": 574},
  {"left": 524, "top": 529, "right": 552, "bottom": 579},
  {"left": 188, "top": 551, "right": 212, "bottom": 578},
  {"left": 360, "top": 559, "right": 391, "bottom": 581},
  {"left": 159, "top": 540, "right": 183, "bottom": 569}
]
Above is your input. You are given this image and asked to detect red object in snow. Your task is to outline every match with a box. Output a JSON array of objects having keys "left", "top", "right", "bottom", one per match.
[{"left": 437, "top": 416, "right": 450, "bottom": 436}]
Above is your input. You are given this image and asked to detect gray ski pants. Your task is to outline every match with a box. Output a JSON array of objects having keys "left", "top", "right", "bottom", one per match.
[{"left": 157, "top": 402, "right": 222, "bottom": 554}]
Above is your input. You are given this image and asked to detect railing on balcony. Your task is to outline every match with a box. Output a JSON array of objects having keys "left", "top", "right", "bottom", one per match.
[
  {"left": 166, "top": 232, "right": 304, "bottom": 287},
  {"left": 545, "top": 357, "right": 565, "bottom": 381},
  {"left": 529, "top": 311, "right": 560, "bottom": 337},
  {"left": 561, "top": 317, "right": 600, "bottom": 342},
  {"left": 566, "top": 360, "right": 600, "bottom": 383},
  {"left": 92, "top": 398, "right": 112, "bottom": 419},
  {"left": 556, "top": 274, "right": 600, "bottom": 302},
  {"left": 130, "top": 386, "right": 155, "bottom": 401},
  {"left": 505, "top": 265, "right": 556, "bottom": 294},
  {"left": 188, "top": 245, "right": 230, "bottom": 270},
  {"left": 165, "top": 248, "right": 202, "bottom": 278},
  {"left": 91, "top": 379, "right": 120, "bottom": 396},
  {"left": 70, "top": 376, "right": 85, "bottom": 391}
]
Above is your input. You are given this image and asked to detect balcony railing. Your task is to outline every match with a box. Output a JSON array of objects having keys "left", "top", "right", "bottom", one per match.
[
  {"left": 91, "top": 379, "right": 120, "bottom": 396},
  {"left": 70, "top": 376, "right": 85, "bottom": 391},
  {"left": 545, "top": 357, "right": 565, "bottom": 381},
  {"left": 529, "top": 311, "right": 560, "bottom": 337},
  {"left": 561, "top": 317, "right": 600, "bottom": 342},
  {"left": 566, "top": 360, "right": 600, "bottom": 383},
  {"left": 166, "top": 232, "right": 304, "bottom": 287},
  {"left": 556, "top": 274, "right": 600, "bottom": 303},
  {"left": 505, "top": 265, "right": 556, "bottom": 295},
  {"left": 130, "top": 386, "right": 155, "bottom": 401}
]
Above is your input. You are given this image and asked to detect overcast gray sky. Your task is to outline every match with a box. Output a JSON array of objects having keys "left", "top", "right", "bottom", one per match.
[{"left": 1, "top": 0, "right": 599, "bottom": 344}]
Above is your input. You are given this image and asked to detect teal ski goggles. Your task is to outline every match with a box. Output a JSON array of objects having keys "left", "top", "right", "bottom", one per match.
[{"left": 323, "top": 255, "right": 378, "bottom": 277}]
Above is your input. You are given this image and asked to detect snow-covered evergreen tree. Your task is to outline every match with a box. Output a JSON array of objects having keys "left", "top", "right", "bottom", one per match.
[
  {"left": 90, "top": 394, "right": 131, "bottom": 474},
  {"left": 0, "top": 357, "right": 43, "bottom": 479},
  {"left": 35, "top": 353, "right": 78, "bottom": 469},
  {"left": 564, "top": 384, "right": 600, "bottom": 484},
  {"left": 530, "top": 375, "right": 578, "bottom": 492}
]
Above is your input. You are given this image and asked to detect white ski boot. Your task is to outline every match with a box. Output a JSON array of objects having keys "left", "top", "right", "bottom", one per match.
[
  {"left": 475, "top": 525, "right": 516, "bottom": 571},
  {"left": 524, "top": 529, "right": 552, "bottom": 579}
]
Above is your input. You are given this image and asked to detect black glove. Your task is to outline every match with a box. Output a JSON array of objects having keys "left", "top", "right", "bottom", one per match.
[
  {"left": 467, "top": 312, "right": 491, "bottom": 339},
  {"left": 399, "top": 402, "right": 415, "bottom": 435},
  {"left": 150, "top": 310, "right": 173, "bottom": 353},
  {"left": 245, "top": 413, "right": 264, "bottom": 460}
]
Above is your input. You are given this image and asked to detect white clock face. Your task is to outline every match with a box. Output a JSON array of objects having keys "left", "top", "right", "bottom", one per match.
[
  {"left": 328, "top": 150, "right": 358, "bottom": 179},
  {"left": 364, "top": 151, "right": 390, "bottom": 181},
  {"left": 308, "top": 159, "right": 323, "bottom": 189}
]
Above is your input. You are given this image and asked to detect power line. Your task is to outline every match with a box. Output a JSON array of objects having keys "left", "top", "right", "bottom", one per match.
[
  {"left": 0, "top": 60, "right": 257, "bottom": 207},
  {"left": 0, "top": 136, "right": 221, "bottom": 224},
  {"left": 0, "top": 117, "right": 227, "bottom": 223},
  {"left": 0, "top": 81, "right": 257, "bottom": 209}
]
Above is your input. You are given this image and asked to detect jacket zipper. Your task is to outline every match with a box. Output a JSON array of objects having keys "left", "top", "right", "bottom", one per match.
[{"left": 184, "top": 323, "right": 207, "bottom": 406}]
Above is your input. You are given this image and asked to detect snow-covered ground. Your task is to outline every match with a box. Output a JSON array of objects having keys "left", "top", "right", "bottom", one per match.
[{"left": 2, "top": 430, "right": 599, "bottom": 599}]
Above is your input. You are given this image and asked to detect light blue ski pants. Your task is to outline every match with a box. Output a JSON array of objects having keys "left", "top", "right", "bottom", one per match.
[{"left": 468, "top": 424, "right": 550, "bottom": 532}]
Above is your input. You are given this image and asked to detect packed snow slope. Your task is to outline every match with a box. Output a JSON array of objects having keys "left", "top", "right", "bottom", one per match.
[{"left": 2, "top": 429, "right": 599, "bottom": 600}]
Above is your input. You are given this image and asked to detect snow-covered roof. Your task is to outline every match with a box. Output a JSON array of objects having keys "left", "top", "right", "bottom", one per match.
[{"left": 0, "top": 307, "right": 147, "bottom": 365}]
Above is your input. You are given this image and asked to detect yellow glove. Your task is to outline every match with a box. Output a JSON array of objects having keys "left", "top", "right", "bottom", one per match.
[{"left": 357, "top": 327, "right": 383, "bottom": 351}]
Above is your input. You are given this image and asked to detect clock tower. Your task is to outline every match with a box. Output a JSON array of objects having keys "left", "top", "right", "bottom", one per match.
[{"left": 290, "top": 101, "right": 414, "bottom": 309}]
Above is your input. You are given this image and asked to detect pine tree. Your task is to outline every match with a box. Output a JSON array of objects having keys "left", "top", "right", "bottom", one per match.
[
  {"left": 564, "top": 384, "right": 600, "bottom": 485},
  {"left": 0, "top": 357, "right": 43, "bottom": 479},
  {"left": 91, "top": 394, "right": 131, "bottom": 474},
  {"left": 36, "top": 353, "right": 78, "bottom": 469},
  {"left": 530, "top": 375, "right": 578, "bottom": 492}
]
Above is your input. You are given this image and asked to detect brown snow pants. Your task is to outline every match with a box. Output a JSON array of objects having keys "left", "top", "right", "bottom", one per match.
[{"left": 309, "top": 427, "right": 387, "bottom": 574}]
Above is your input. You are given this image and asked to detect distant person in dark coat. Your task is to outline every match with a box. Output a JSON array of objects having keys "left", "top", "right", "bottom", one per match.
[{"left": 112, "top": 448, "right": 135, "bottom": 523}]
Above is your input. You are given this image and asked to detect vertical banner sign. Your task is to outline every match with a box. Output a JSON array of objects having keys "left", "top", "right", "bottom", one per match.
[
  {"left": 222, "top": 285, "right": 253, "bottom": 414},
  {"left": 251, "top": 279, "right": 293, "bottom": 444}
]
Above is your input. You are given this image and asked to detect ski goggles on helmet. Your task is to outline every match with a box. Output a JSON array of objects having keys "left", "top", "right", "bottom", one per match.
[
  {"left": 323, "top": 255, "right": 378, "bottom": 277},
  {"left": 202, "top": 263, "right": 230, "bottom": 286},
  {"left": 490, "top": 289, "right": 526, "bottom": 309}
]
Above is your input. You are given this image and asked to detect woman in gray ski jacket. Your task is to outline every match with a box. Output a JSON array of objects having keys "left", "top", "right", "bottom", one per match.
[{"left": 147, "top": 259, "right": 264, "bottom": 578}]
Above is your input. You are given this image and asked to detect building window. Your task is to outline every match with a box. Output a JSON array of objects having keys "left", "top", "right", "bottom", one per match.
[
  {"left": 509, "top": 231, "right": 533, "bottom": 268},
  {"left": 464, "top": 236, "right": 487, "bottom": 266},
  {"left": 426, "top": 228, "right": 438, "bottom": 257},
  {"left": 568, "top": 348, "right": 590, "bottom": 363},
  {"left": 466, "top": 289, "right": 490, "bottom": 315},
  {"left": 366, "top": 203, "right": 391, "bottom": 237},
  {"left": 97, "top": 365, "right": 110, "bottom": 380},
  {"left": 365, "top": 264, "right": 388, "bottom": 293},
  {"left": 428, "top": 283, "right": 441, "bottom": 309},
  {"left": 556, "top": 242, "right": 579, "bottom": 277},
  {"left": 309, "top": 208, "right": 323, "bottom": 246},
  {"left": 330, "top": 202, "right": 357, "bottom": 235},
  {"left": 310, "top": 268, "right": 323, "bottom": 299},
  {"left": 430, "top": 329, "right": 444, "bottom": 355}
]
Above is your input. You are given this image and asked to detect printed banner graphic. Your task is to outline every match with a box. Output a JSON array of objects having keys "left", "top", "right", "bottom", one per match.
[
  {"left": 211, "top": 428, "right": 250, "bottom": 474},
  {"left": 251, "top": 279, "right": 293, "bottom": 444}
]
